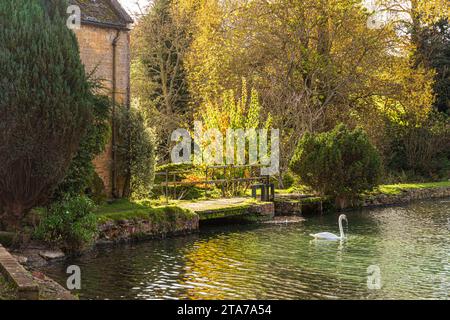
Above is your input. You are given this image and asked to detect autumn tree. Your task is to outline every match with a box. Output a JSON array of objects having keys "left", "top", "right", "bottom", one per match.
[
  {"left": 184, "top": 0, "right": 414, "bottom": 184},
  {"left": 371, "top": 0, "right": 450, "bottom": 176},
  {"left": 0, "top": 0, "right": 92, "bottom": 230},
  {"left": 376, "top": 0, "right": 449, "bottom": 40},
  {"left": 137, "top": 0, "right": 445, "bottom": 182},
  {"left": 374, "top": 1, "right": 449, "bottom": 111},
  {"left": 132, "top": 0, "right": 192, "bottom": 161}
]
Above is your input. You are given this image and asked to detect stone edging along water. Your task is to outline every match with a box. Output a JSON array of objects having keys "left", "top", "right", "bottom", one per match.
[
  {"left": 358, "top": 186, "right": 450, "bottom": 208},
  {"left": 97, "top": 214, "right": 200, "bottom": 244},
  {"left": 0, "top": 244, "right": 39, "bottom": 299},
  {"left": 275, "top": 186, "right": 450, "bottom": 215},
  {"left": 96, "top": 201, "right": 275, "bottom": 244},
  {"left": 96, "top": 187, "right": 450, "bottom": 243}
]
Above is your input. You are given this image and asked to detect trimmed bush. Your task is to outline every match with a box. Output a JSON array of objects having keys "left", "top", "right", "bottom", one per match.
[
  {"left": 34, "top": 196, "right": 98, "bottom": 253},
  {"left": 290, "top": 124, "right": 382, "bottom": 208}
]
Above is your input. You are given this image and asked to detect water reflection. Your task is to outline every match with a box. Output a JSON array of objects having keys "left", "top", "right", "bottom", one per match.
[{"left": 42, "top": 200, "right": 450, "bottom": 300}]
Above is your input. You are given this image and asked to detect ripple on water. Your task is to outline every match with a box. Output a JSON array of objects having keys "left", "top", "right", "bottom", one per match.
[{"left": 41, "top": 199, "right": 450, "bottom": 300}]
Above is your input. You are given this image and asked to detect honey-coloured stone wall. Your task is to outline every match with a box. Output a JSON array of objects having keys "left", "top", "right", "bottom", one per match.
[{"left": 73, "top": 24, "right": 131, "bottom": 197}]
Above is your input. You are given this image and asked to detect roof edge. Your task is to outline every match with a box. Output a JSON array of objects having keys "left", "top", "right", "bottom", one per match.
[
  {"left": 109, "top": 0, "right": 134, "bottom": 24},
  {"left": 81, "top": 19, "right": 131, "bottom": 31}
]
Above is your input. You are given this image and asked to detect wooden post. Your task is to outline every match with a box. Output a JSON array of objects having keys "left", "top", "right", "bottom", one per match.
[
  {"left": 205, "top": 167, "right": 208, "bottom": 199},
  {"left": 173, "top": 173, "right": 177, "bottom": 199},
  {"left": 165, "top": 169, "right": 169, "bottom": 204},
  {"left": 270, "top": 183, "right": 275, "bottom": 202}
]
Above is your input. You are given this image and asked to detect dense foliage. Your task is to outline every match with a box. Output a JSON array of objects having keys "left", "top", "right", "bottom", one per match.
[
  {"left": 55, "top": 92, "right": 111, "bottom": 199},
  {"left": 34, "top": 196, "right": 98, "bottom": 253},
  {"left": 116, "top": 107, "right": 157, "bottom": 200},
  {"left": 290, "top": 124, "right": 382, "bottom": 206},
  {"left": 0, "top": 0, "right": 91, "bottom": 230},
  {"left": 385, "top": 112, "right": 450, "bottom": 179},
  {"left": 415, "top": 19, "right": 450, "bottom": 114}
]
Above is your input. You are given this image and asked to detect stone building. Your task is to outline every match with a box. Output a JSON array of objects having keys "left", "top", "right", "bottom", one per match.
[{"left": 69, "top": 0, "right": 133, "bottom": 197}]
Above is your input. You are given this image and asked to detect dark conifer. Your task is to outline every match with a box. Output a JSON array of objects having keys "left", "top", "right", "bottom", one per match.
[{"left": 0, "top": 0, "right": 91, "bottom": 230}]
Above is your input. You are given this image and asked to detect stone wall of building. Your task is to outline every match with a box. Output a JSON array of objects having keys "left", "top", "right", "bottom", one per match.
[{"left": 73, "top": 24, "right": 131, "bottom": 196}]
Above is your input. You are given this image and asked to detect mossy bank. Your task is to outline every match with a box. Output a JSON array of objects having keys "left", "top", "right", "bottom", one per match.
[
  {"left": 275, "top": 181, "right": 450, "bottom": 214},
  {"left": 96, "top": 200, "right": 199, "bottom": 243},
  {"left": 96, "top": 198, "right": 275, "bottom": 242}
]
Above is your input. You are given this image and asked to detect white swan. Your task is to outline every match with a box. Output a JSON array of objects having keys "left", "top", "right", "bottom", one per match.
[{"left": 310, "top": 214, "right": 348, "bottom": 241}]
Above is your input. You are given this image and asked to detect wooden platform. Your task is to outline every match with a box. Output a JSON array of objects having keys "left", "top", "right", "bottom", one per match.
[{"left": 179, "top": 198, "right": 274, "bottom": 221}]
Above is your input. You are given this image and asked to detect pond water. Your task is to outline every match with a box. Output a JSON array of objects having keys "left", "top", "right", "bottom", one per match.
[{"left": 42, "top": 200, "right": 450, "bottom": 300}]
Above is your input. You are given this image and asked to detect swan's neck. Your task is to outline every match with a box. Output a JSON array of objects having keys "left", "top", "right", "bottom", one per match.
[{"left": 339, "top": 217, "right": 345, "bottom": 239}]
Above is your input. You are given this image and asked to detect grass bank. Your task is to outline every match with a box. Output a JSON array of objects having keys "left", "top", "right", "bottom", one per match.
[
  {"left": 96, "top": 198, "right": 272, "bottom": 225},
  {"left": 276, "top": 181, "right": 450, "bottom": 196},
  {"left": 275, "top": 181, "right": 450, "bottom": 212},
  {"left": 373, "top": 181, "right": 450, "bottom": 195},
  {"left": 95, "top": 199, "right": 196, "bottom": 224}
]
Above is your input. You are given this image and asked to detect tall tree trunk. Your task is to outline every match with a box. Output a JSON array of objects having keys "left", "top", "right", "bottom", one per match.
[
  {"left": 317, "top": 0, "right": 331, "bottom": 56},
  {"left": 410, "top": 0, "right": 423, "bottom": 54}
]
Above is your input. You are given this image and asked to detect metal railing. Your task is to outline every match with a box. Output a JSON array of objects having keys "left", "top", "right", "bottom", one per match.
[{"left": 155, "top": 164, "right": 272, "bottom": 201}]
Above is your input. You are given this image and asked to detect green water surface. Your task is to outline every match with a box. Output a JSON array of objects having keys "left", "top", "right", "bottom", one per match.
[{"left": 42, "top": 199, "right": 450, "bottom": 300}]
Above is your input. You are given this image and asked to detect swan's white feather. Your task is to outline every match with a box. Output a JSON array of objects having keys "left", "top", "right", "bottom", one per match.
[
  {"left": 310, "top": 214, "right": 348, "bottom": 241},
  {"left": 310, "top": 232, "right": 341, "bottom": 240}
]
